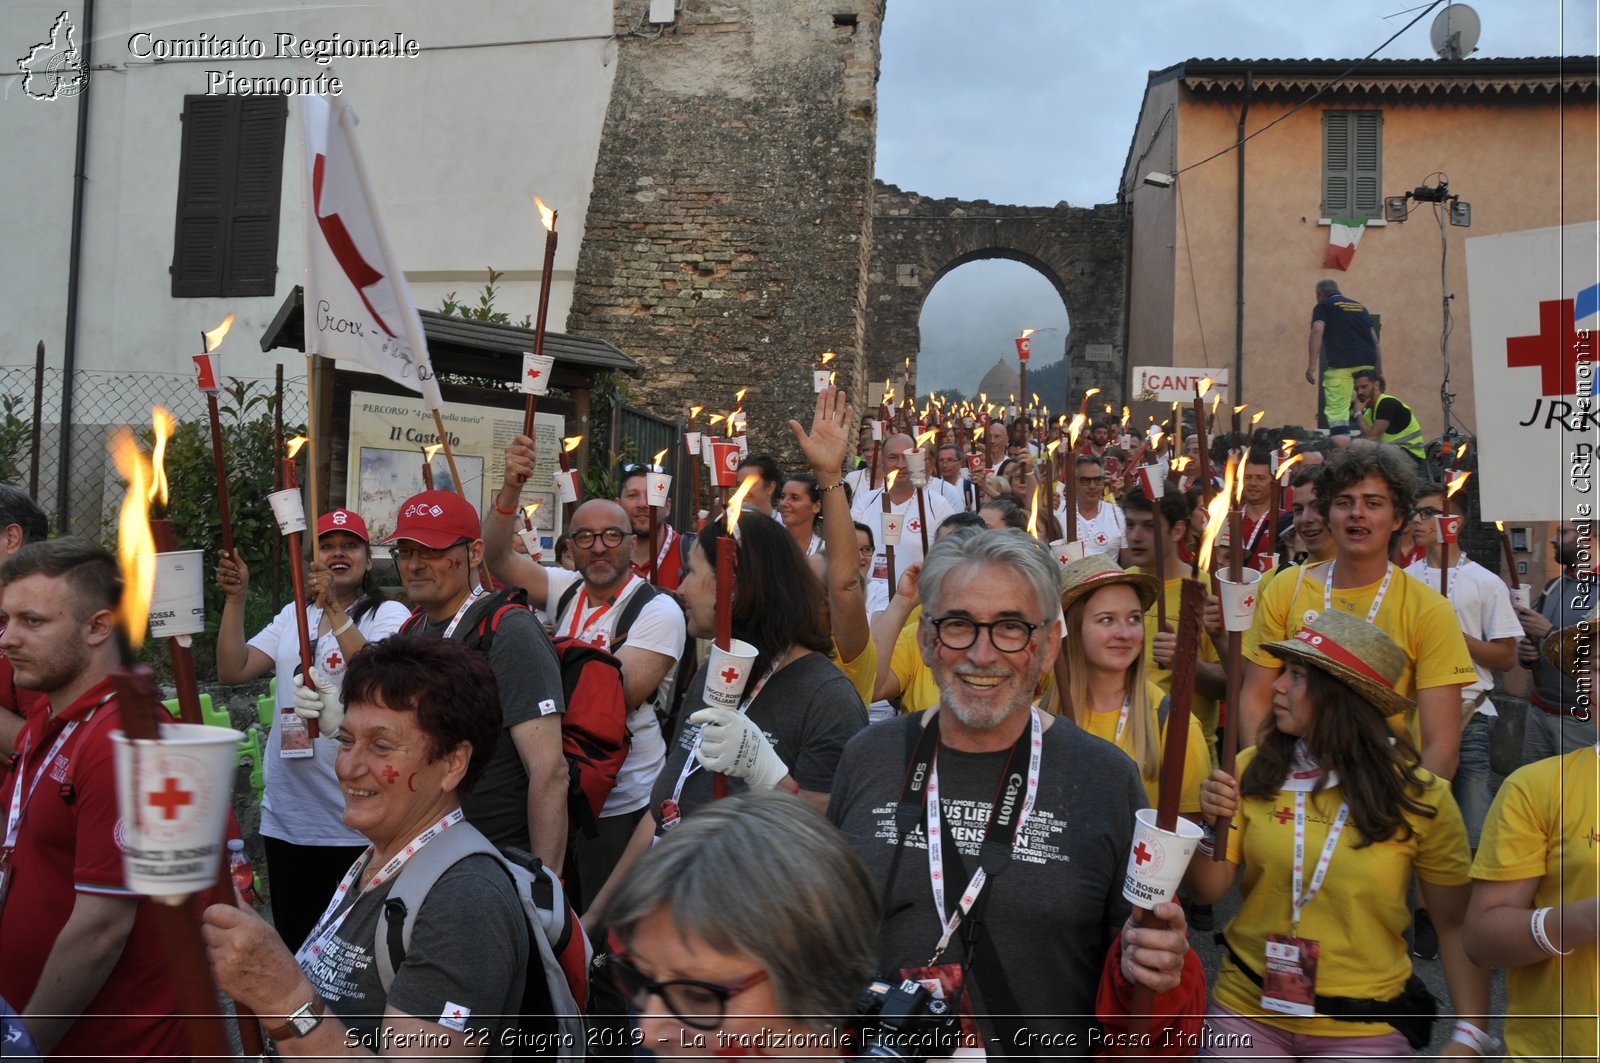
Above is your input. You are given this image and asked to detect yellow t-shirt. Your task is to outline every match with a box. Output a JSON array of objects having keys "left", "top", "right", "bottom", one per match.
[
  {"left": 1242, "top": 560, "right": 1475, "bottom": 741},
  {"left": 889, "top": 606, "right": 941, "bottom": 714},
  {"left": 1216, "top": 746, "right": 1471, "bottom": 1037},
  {"left": 833, "top": 634, "right": 877, "bottom": 707},
  {"left": 1471, "top": 747, "right": 1599, "bottom": 1062},
  {"left": 1128, "top": 566, "right": 1221, "bottom": 765},
  {"left": 1076, "top": 679, "right": 1209, "bottom": 813}
]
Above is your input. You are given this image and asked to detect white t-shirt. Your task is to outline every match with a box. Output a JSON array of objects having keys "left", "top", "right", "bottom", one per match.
[
  {"left": 250, "top": 598, "right": 411, "bottom": 845},
  {"left": 1055, "top": 499, "right": 1126, "bottom": 557},
  {"left": 543, "top": 568, "right": 686, "bottom": 816},
  {"left": 850, "top": 486, "right": 955, "bottom": 575},
  {"left": 1402, "top": 557, "right": 1522, "bottom": 707}
]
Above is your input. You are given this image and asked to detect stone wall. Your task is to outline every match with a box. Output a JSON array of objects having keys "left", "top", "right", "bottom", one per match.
[
  {"left": 865, "top": 181, "right": 1128, "bottom": 406},
  {"left": 568, "top": 0, "right": 884, "bottom": 465}
]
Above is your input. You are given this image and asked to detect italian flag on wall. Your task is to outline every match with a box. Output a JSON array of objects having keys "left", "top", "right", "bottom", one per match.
[{"left": 1323, "top": 218, "right": 1366, "bottom": 271}]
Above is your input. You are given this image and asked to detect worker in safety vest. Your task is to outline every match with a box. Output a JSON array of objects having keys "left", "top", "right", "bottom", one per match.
[{"left": 1352, "top": 368, "right": 1426, "bottom": 462}]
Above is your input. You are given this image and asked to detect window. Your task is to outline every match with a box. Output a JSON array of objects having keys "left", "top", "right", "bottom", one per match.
[
  {"left": 171, "top": 94, "right": 287, "bottom": 297},
  {"left": 1321, "top": 110, "right": 1382, "bottom": 220}
]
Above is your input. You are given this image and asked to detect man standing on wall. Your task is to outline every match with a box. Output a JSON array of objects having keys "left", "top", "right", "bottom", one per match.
[{"left": 1308, "top": 278, "right": 1381, "bottom": 429}]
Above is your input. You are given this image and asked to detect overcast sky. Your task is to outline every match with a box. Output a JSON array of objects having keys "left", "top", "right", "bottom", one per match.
[{"left": 883, "top": 0, "right": 1598, "bottom": 396}]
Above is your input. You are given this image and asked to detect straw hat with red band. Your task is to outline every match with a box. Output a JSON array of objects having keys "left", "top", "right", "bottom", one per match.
[
  {"left": 1058, "top": 553, "right": 1160, "bottom": 614},
  {"left": 317, "top": 508, "right": 370, "bottom": 543},
  {"left": 1540, "top": 606, "right": 1598, "bottom": 679},
  {"left": 380, "top": 490, "right": 483, "bottom": 549},
  {"left": 1262, "top": 610, "right": 1414, "bottom": 719}
]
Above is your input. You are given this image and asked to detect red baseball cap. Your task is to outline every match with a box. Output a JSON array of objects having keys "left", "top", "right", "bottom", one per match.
[
  {"left": 317, "top": 508, "right": 370, "bottom": 542},
  {"left": 381, "top": 491, "right": 482, "bottom": 549}
]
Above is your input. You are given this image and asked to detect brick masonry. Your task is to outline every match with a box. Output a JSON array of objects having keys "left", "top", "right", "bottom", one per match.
[{"left": 569, "top": 1, "right": 885, "bottom": 467}]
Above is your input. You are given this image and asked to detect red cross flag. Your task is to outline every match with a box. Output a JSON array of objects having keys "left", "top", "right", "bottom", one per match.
[
  {"left": 301, "top": 95, "right": 443, "bottom": 410},
  {"left": 1466, "top": 221, "right": 1600, "bottom": 520}
]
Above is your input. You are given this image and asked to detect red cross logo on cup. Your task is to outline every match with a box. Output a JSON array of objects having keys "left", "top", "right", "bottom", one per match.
[
  {"left": 652, "top": 481, "right": 665, "bottom": 495},
  {"left": 1242, "top": 594, "right": 1255, "bottom": 609},
  {"left": 526, "top": 367, "right": 541, "bottom": 380},
  {"left": 720, "top": 666, "right": 740, "bottom": 684},
  {"left": 1133, "top": 841, "right": 1153, "bottom": 865},
  {"left": 148, "top": 777, "right": 194, "bottom": 820}
]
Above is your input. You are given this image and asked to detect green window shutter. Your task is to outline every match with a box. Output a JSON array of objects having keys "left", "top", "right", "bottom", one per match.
[
  {"left": 172, "top": 95, "right": 286, "bottom": 298},
  {"left": 1322, "top": 110, "right": 1382, "bottom": 220}
]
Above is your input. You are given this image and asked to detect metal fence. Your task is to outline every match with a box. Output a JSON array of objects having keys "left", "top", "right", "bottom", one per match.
[{"left": 0, "top": 363, "right": 307, "bottom": 539}]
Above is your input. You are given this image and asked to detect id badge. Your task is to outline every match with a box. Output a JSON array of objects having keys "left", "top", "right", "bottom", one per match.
[
  {"left": 899, "top": 963, "right": 982, "bottom": 1047},
  {"left": 278, "top": 712, "right": 315, "bottom": 758},
  {"left": 1261, "top": 933, "right": 1320, "bottom": 1016},
  {"left": 871, "top": 553, "right": 889, "bottom": 581},
  {"left": 0, "top": 849, "right": 13, "bottom": 915}
]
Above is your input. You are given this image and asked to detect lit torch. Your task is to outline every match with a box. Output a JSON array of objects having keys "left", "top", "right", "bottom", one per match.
[
  {"left": 711, "top": 474, "right": 757, "bottom": 798},
  {"left": 421, "top": 442, "right": 443, "bottom": 491},
  {"left": 197, "top": 315, "right": 238, "bottom": 557}
]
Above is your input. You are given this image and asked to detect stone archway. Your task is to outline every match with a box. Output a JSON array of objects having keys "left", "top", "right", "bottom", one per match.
[{"left": 866, "top": 180, "right": 1127, "bottom": 405}]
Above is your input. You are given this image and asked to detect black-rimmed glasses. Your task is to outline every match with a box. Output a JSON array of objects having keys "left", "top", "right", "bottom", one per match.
[
  {"left": 608, "top": 952, "right": 770, "bottom": 1030},
  {"left": 928, "top": 615, "right": 1040, "bottom": 653},
  {"left": 570, "top": 528, "right": 629, "bottom": 549}
]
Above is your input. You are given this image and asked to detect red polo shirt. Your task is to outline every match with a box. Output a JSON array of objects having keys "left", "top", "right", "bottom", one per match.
[
  {"left": 630, "top": 525, "right": 686, "bottom": 589},
  {"left": 0, "top": 677, "right": 187, "bottom": 1062}
]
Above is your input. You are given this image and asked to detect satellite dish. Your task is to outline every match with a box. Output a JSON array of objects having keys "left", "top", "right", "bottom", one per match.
[{"left": 1431, "top": 4, "right": 1481, "bottom": 60}]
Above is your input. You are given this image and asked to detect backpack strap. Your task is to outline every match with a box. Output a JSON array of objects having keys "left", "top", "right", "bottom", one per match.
[
  {"left": 609, "top": 582, "right": 658, "bottom": 652},
  {"left": 554, "top": 581, "right": 582, "bottom": 630},
  {"left": 375, "top": 823, "right": 499, "bottom": 993}
]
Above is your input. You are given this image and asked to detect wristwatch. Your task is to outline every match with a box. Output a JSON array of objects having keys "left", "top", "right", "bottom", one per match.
[{"left": 264, "top": 998, "right": 326, "bottom": 1040}]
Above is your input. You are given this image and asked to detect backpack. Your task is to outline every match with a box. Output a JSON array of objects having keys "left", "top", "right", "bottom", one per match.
[
  {"left": 374, "top": 821, "right": 588, "bottom": 1061},
  {"left": 401, "top": 587, "right": 635, "bottom": 842}
]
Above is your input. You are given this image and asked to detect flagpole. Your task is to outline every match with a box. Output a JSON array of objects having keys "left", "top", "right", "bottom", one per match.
[{"left": 329, "top": 98, "right": 487, "bottom": 590}]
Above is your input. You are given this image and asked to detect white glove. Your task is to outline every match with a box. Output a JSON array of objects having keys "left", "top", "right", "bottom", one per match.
[
  {"left": 689, "top": 708, "right": 789, "bottom": 790},
  {"left": 292, "top": 667, "right": 345, "bottom": 735}
]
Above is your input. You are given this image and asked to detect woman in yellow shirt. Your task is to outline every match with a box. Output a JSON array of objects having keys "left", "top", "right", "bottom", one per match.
[
  {"left": 1186, "top": 610, "right": 1490, "bottom": 1060},
  {"left": 1049, "top": 555, "right": 1208, "bottom": 816}
]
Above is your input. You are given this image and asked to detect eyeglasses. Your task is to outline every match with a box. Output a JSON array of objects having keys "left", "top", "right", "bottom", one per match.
[
  {"left": 1415, "top": 507, "right": 1443, "bottom": 520},
  {"left": 608, "top": 952, "right": 770, "bottom": 1031},
  {"left": 391, "top": 539, "right": 469, "bottom": 563},
  {"left": 570, "top": 528, "right": 629, "bottom": 549},
  {"left": 928, "top": 615, "right": 1041, "bottom": 653},
  {"left": 1079, "top": 476, "right": 1105, "bottom": 485}
]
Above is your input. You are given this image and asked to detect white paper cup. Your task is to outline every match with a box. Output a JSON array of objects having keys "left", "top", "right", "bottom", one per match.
[
  {"left": 556, "top": 469, "right": 579, "bottom": 504},
  {"left": 882, "top": 512, "right": 903, "bottom": 546},
  {"left": 521, "top": 352, "right": 555, "bottom": 396},
  {"left": 517, "top": 529, "right": 543, "bottom": 561},
  {"left": 812, "top": 370, "right": 831, "bottom": 393},
  {"left": 704, "top": 639, "right": 759, "bottom": 709},
  {"left": 735, "top": 434, "right": 749, "bottom": 459},
  {"left": 1435, "top": 513, "right": 1463, "bottom": 545},
  {"left": 1511, "top": 583, "right": 1532, "bottom": 608},
  {"left": 1122, "top": 808, "right": 1205, "bottom": 909},
  {"left": 1138, "top": 460, "right": 1169, "bottom": 499},
  {"left": 871, "top": 420, "right": 884, "bottom": 442},
  {"left": 268, "top": 488, "right": 307, "bottom": 534},
  {"left": 1216, "top": 565, "right": 1264, "bottom": 632},
  {"left": 685, "top": 431, "right": 702, "bottom": 457},
  {"left": 149, "top": 550, "right": 206, "bottom": 638},
  {"left": 647, "top": 471, "right": 672, "bottom": 506},
  {"left": 113, "top": 723, "right": 244, "bottom": 904},
  {"left": 905, "top": 450, "right": 927, "bottom": 485},
  {"left": 1049, "top": 539, "right": 1086, "bottom": 567}
]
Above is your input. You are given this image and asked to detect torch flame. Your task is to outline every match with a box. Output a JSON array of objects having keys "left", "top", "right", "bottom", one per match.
[
  {"left": 110, "top": 427, "right": 156, "bottom": 649},
  {"left": 1173, "top": 456, "right": 1191, "bottom": 473},
  {"left": 524, "top": 503, "right": 541, "bottom": 519},
  {"left": 1197, "top": 456, "right": 1237, "bottom": 572},
  {"left": 1067, "top": 412, "right": 1087, "bottom": 447},
  {"left": 203, "top": 313, "right": 235, "bottom": 353},
  {"left": 1233, "top": 404, "right": 1248, "bottom": 415},
  {"left": 652, "top": 448, "right": 668, "bottom": 468},
  {"left": 734, "top": 388, "right": 748, "bottom": 404},
  {"left": 1019, "top": 328, "right": 1036, "bottom": 339},
  {"left": 1027, "top": 490, "right": 1040, "bottom": 538},
  {"left": 1447, "top": 471, "right": 1472, "bottom": 499},
  {"left": 885, "top": 469, "right": 899, "bottom": 491},
  {"left": 1251, "top": 410, "right": 1266, "bottom": 428},
  {"left": 708, "top": 414, "right": 724, "bottom": 426},
  {"left": 534, "top": 196, "right": 556, "bottom": 232},
  {"left": 727, "top": 474, "right": 758, "bottom": 532},
  {"left": 916, "top": 428, "right": 938, "bottom": 446},
  {"left": 1122, "top": 406, "right": 1132, "bottom": 428},
  {"left": 148, "top": 407, "right": 175, "bottom": 507},
  {"left": 1282, "top": 438, "right": 1298, "bottom": 453},
  {"left": 1496, "top": 519, "right": 1506, "bottom": 532},
  {"left": 563, "top": 436, "right": 583, "bottom": 454},
  {"left": 689, "top": 405, "right": 704, "bottom": 419},
  {"left": 1046, "top": 438, "right": 1062, "bottom": 457},
  {"left": 1276, "top": 453, "right": 1304, "bottom": 483},
  {"left": 820, "top": 350, "right": 836, "bottom": 366},
  {"left": 1149, "top": 426, "right": 1165, "bottom": 449},
  {"left": 286, "top": 435, "right": 309, "bottom": 459},
  {"left": 1084, "top": 387, "right": 1101, "bottom": 401},
  {"left": 829, "top": 371, "right": 837, "bottom": 386},
  {"left": 1197, "top": 377, "right": 1214, "bottom": 398},
  {"left": 424, "top": 443, "right": 444, "bottom": 460}
]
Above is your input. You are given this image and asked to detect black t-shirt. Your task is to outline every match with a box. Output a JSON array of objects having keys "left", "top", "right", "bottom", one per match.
[
  {"left": 1312, "top": 293, "right": 1379, "bottom": 370},
  {"left": 1367, "top": 394, "right": 1414, "bottom": 435}
]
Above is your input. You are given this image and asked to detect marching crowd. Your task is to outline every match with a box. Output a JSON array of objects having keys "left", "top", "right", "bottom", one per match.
[{"left": 0, "top": 364, "right": 1596, "bottom": 1062}]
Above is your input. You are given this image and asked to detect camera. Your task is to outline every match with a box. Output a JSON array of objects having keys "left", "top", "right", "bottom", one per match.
[{"left": 854, "top": 978, "right": 962, "bottom": 1060}]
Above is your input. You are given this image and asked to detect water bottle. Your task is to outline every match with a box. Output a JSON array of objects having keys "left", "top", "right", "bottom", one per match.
[{"left": 227, "top": 839, "right": 258, "bottom": 906}]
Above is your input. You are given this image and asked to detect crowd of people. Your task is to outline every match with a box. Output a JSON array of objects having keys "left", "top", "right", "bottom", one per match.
[{"left": 0, "top": 358, "right": 1595, "bottom": 1061}]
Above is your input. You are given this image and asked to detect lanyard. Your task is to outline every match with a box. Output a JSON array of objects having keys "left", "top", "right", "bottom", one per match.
[
  {"left": 1112, "top": 701, "right": 1131, "bottom": 744},
  {"left": 1322, "top": 561, "right": 1393, "bottom": 624},
  {"left": 441, "top": 587, "right": 485, "bottom": 640},
  {"left": 295, "top": 807, "right": 465, "bottom": 966},
  {"left": 1244, "top": 511, "right": 1270, "bottom": 553},
  {"left": 565, "top": 576, "right": 640, "bottom": 643},
  {"left": 924, "top": 707, "right": 1043, "bottom": 963},
  {"left": 632, "top": 529, "right": 678, "bottom": 579},
  {"left": 669, "top": 647, "right": 792, "bottom": 805},
  {"left": 4, "top": 708, "right": 98, "bottom": 850},
  {"left": 1291, "top": 790, "right": 1350, "bottom": 934}
]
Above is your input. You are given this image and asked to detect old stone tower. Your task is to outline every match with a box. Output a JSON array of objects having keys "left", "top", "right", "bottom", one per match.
[{"left": 568, "top": 0, "right": 885, "bottom": 453}]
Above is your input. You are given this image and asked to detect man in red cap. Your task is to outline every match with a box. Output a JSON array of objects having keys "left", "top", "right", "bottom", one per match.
[{"left": 310, "top": 491, "right": 568, "bottom": 871}]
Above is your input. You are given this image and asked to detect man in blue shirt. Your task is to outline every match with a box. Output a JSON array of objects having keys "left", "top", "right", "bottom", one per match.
[{"left": 1308, "top": 279, "right": 1382, "bottom": 428}]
